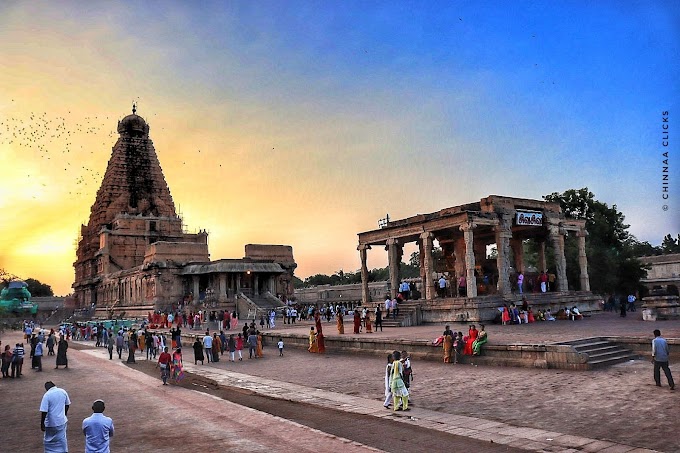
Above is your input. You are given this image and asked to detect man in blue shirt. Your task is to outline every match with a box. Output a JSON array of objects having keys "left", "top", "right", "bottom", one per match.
[
  {"left": 652, "top": 329, "right": 675, "bottom": 390},
  {"left": 82, "top": 399, "right": 114, "bottom": 453}
]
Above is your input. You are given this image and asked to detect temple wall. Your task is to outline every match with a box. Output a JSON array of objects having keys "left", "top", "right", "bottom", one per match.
[{"left": 144, "top": 241, "right": 209, "bottom": 264}]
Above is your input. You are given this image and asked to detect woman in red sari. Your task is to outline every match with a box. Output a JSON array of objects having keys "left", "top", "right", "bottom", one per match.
[
  {"left": 353, "top": 309, "right": 361, "bottom": 334},
  {"left": 463, "top": 324, "right": 478, "bottom": 355}
]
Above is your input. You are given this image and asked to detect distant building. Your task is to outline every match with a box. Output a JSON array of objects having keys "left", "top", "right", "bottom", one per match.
[
  {"left": 639, "top": 254, "right": 680, "bottom": 294},
  {"left": 72, "top": 107, "right": 295, "bottom": 315}
]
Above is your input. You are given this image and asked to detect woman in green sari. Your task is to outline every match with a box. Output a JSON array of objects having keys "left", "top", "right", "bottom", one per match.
[
  {"left": 472, "top": 324, "right": 488, "bottom": 355},
  {"left": 390, "top": 351, "right": 409, "bottom": 411}
]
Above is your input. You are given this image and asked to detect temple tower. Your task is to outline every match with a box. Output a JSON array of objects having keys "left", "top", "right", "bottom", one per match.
[{"left": 72, "top": 106, "right": 191, "bottom": 307}]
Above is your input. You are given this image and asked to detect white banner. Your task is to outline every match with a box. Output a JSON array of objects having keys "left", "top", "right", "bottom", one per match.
[{"left": 516, "top": 211, "right": 543, "bottom": 226}]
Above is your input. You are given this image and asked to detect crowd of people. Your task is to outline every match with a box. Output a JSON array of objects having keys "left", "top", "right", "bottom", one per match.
[{"left": 498, "top": 297, "right": 585, "bottom": 325}]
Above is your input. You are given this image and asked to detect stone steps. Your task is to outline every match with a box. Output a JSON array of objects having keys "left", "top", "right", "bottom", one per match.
[{"left": 559, "top": 337, "right": 638, "bottom": 369}]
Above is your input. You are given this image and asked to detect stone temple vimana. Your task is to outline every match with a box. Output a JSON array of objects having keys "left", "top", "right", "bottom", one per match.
[{"left": 73, "top": 106, "right": 296, "bottom": 317}]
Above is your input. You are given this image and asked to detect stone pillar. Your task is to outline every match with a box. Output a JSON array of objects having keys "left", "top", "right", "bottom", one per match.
[
  {"left": 192, "top": 276, "right": 200, "bottom": 304},
  {"left": 236, "top": 274, "right": 241, "bottom": 293},
  {"left": 254, "top": 275, "right": 260, "bottom": 296},
  {"left": 460, "top": 222, "right": 478, "bottom": 298},
  {"left": 453, "top": 237, "right": 466, "bottom": 286},
  {"left": 510, "top": 239, "right": 524, "bottom": 274},
  {"left": 420, "top": 232, "right": 435, "bottom": 300},
  {"left": 218, "top": 273, "right": 227, "bottom": 301},
  {"left": 548, "top": 224, "right": 569, "bottom": 291},
  {"left": 358, "top": 244, "right": 371, "bottom": 305},
  {"left": 577, "top": 229, "right": 590, "bottom": 291},
  {"left": 386, "top": 238, "right": 402, "bottom": 299},
  {"left": 537, "top": 239, "right": 546, "bottom": 272},
  {"left": 495, "top": 215, "right": 512, "bottom": 295}
]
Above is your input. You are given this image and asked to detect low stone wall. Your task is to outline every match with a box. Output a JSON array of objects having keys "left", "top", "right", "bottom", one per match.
[
  {"left": 419, "top": 292, "right": 604, "bottom": 323},
  {"left": 261, "top": 332, "right": 594, "bottom": 370},
  {"left": 604, "top": 336, "right": 680, "bottom": 361}
]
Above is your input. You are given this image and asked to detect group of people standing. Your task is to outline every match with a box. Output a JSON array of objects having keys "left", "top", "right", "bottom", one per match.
[
  {"left": 1, "top": 323, "right": 68, "bottom": 379},
  {"left": 438, "top": 324, "right": 488, "bottom": 363}
]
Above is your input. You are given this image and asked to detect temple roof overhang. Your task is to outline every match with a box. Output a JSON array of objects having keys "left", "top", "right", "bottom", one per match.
[
  {"left": 357, "top": 195, "right": 586, "bottom": 246},
  {"left": 180, "top": 260, "right": 285, "bottom": 275}
]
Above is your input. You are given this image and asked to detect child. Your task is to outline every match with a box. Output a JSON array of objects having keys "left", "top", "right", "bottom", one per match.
[
  {"left": 277, "top": 338, "right": 284, "bottom": 356},
  {"left": 236, "top": 333, "right": 244, "bottom": 361}
]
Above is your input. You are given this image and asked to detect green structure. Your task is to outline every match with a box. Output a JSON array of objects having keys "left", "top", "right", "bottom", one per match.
[{"left": 0, "top": 281, "right": 38, "bottom": 315}]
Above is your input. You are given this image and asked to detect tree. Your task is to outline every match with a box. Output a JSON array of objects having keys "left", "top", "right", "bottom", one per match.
[
  {"left": 292, "top": 275, "right": 304, "bottom": 289},
  {"left": 543, "top": 188, "right": 648, "bottom": 294},
  {"left": 24, "top": 278, "right": 54, "bottom": 297},
  {"left": 661, "top": 234, "right": 680, "bottom": 254}
]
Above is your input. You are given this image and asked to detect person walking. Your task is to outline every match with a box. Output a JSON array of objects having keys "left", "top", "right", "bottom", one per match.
[
  {"left": 10, "top": 343, "right": 24, "bottom": 378},
  {"left": 82, "top": 399, "right": 114, "bottom": 453},
  {"left": 34, "top": 340, "right": 43, "bottom": 372},
  {"left": 236, "top": 333, "right": 244, "bottom": 361},
  {"left": 228, "top": 334, "right": 236, "bottom": 362},
  {"left": 55, "top": 336, "right": 68, "bottom": 369},
  {"left": 192, "top": 338, "right": 205, "bottom": 365},
  {"left": 157, "top": 347, "right": 172, "bottom": 385},
  {"left": 247, "top": 330, "right": 258, "bottom": 359},
  {"left": 383, "top": 353, "right": 394, "bottom": 408},
  {"left": 375, "top": 306, "right": 383, "bottom": 332},
  {"left": 652, "top": 329, "right": 675, "bottom": 390},
  {"left": 203, "top": 331, "right": 213, "bottom": 363},
  {"left": 40, "top": 381, "right": 71, "bottom": 453},
  {"left": 115, "top": 332, "right": 124, "bottom": 360},
  {"left": 107, "top": 333, "right": 114, "bottom": 360}
]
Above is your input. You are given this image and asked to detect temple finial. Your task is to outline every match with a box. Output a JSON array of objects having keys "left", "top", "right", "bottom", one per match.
[{"left": 132, "top": 102, "right": 137, "bottom": 115}]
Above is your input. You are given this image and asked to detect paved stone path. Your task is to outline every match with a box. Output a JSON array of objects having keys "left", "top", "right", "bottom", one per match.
[{"left": 9, "top": 312, "right": 676, "bottom": 452}]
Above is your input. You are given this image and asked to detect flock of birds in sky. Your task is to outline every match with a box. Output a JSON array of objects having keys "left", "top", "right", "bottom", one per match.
[{"left": 0, "top": 103, "right": 118, "bottom": 198}]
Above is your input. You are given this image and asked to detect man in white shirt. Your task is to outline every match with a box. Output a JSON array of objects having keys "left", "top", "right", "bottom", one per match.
[
  {"left": 40, "top": 381, "right": 71, "bottom": 453},
  {"left": 82, "top": 399, "right": 114, "bottom": 453},
  {"left": 203, "top": 331, "right": 213, "bottom": 363},
  {"left": 385, "top": 297, "right": 391, "bottom": 318}
]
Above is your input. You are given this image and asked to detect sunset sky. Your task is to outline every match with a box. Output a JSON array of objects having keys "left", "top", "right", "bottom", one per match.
[{"left": 1, "top": 2, "right": 678, "bottom": 296}]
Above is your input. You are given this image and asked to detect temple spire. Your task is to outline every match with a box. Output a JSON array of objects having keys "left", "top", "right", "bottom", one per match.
[{"left": 132, "top": 102, "right": 137, "bottom": 115}]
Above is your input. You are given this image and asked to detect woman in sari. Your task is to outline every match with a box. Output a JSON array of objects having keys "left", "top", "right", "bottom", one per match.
[
  {"left": 365, "top": 312, "right": 373, "bottom": 333},
  {"left": 256, "top": 331, "right": 264, "bottom": 357},
  {"left": 472, "top": 324, "right": 488, "bottom": 356},
  {"left": 336, "top": 312, "right": 344, "bottom": 334},
  {"left": 463, "top": 325, "right": 478, "bottom": 356},
  {"left": 171, "top": 348, "right": 184, "bottom": 383},
  {"left": 442, "top": 325, "right": 454, "bottom": 363},
  {"left": 230, "top": 311, "right": 238, "bottom": 330},
  {"left": 390, "top": 351, "right": 409, "bottom": 411},
  {"left": 353, "top": 310, "right": 361, "bottom": 334},
  {"left": 212, "top": 333, "right": 221, "bottom": 362},
  {"left": 308, "top": 327, "right": 318, "bottom": 353},
  {"left": 317, "top": 331, "right": 325, "bottom": 353}
]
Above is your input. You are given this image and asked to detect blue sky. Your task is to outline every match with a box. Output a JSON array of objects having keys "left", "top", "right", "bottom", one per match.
[{"left": 1, "top": 1, "right": 679, "bottom": 293}]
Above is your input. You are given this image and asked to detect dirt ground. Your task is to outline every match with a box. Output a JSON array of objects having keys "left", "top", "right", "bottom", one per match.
[
  {"left": 3, "top": 312, "right": 678, "bottom": 452},
  {"left": 0, "top": 330, "right": 521, "bottom": 453},
  {"left": 172, "top": 311, "right": 680, "bottom": 452}
]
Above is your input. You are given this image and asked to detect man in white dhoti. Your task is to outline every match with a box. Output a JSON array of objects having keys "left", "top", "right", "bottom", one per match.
[{"left": 40, "top": 381, "right": 71, "bottom": 453}]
